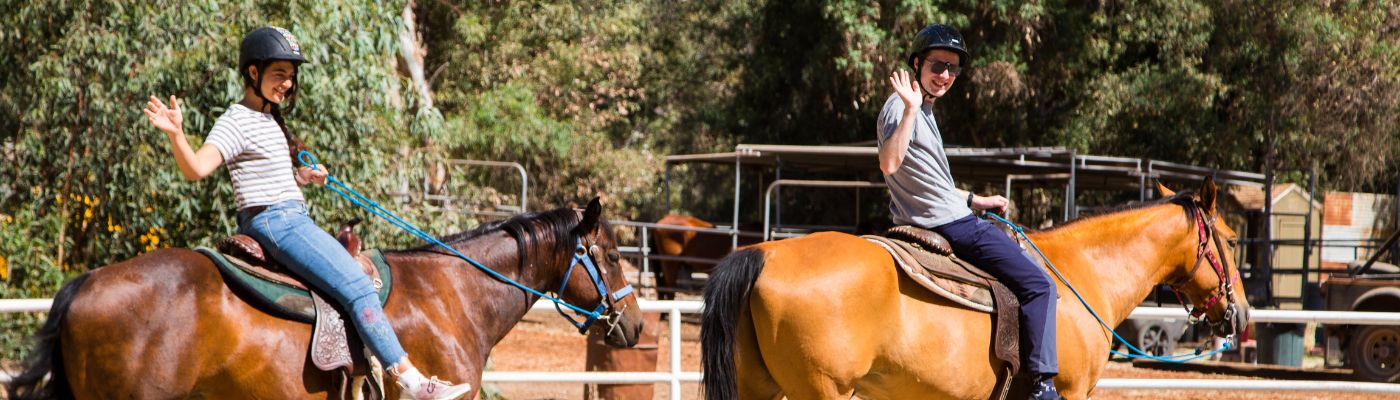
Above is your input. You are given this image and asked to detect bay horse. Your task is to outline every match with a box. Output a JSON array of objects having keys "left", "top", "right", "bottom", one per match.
[
  {"left": 653, "top": 215, "right": 761, "bottom": 300},
  {"left": 653, "top": 215, "right": 890, "bottom": 300},
  {"left": 8, "top": 198, "right": 644, "bottom": 399},
  {"left": 701, "top": 179, "right": 1251, "bottom": 399}
]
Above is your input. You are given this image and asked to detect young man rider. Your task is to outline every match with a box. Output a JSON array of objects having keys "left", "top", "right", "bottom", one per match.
[{"left": 876, "top": 23, "right": 1062, "bottom": 400}]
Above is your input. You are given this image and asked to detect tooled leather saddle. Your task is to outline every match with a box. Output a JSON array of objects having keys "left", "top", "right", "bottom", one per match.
[
  {"left": 865, "top": 221, "right": 1049, "bottom": 400},
  {"left": 196, "top": 219, "right": 388, "bottom": 400}
]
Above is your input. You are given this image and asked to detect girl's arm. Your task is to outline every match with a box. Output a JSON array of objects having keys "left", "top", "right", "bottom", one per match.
[{"left": 145, "top": 96, "right": 222, "bottom": 181}]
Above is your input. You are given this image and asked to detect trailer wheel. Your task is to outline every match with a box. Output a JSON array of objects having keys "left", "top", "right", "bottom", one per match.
[
  {"left": 1349, "top": 325, "right": 1400, "bottom": 382},
  {"left": 1114, "top": 320, "right": 1179, "bottom": 357}
]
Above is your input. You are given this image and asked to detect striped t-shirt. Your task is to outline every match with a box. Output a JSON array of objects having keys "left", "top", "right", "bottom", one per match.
[{"left": 205, "top": 103, "right": 305, "bottom": 210}]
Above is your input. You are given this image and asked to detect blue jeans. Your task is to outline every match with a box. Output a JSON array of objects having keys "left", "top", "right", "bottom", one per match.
[
  {"left": 933, "top": 214, "right": 1059, "bottom": 375},
  {"left": 237, "top": 200, "right": 408, "bottom": 366}
]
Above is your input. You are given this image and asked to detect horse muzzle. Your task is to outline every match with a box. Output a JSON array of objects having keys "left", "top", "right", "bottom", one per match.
[{"left": 601, "top": 303, "right": 643, "bottom": 348}]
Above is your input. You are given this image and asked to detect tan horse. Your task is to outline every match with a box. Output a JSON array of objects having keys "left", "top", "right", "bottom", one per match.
[{"left": 700, "top": 179, "right": 1251, "bottom": 399}]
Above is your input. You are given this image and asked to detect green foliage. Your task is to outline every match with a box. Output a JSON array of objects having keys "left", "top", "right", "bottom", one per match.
[{"left": 0, "top": 0, "right": 427, "bottom": 357}]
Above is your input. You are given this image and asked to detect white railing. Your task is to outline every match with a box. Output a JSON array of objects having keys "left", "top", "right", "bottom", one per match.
[
  {"left": 483, "top": 300, "right": 706, "bottom": 400},
  {"left": 4, "top": 299, "right": 1400, "bottom": 397},
  {"left": 1096, "top": 379, "right": 1400, "bottom": 393}
]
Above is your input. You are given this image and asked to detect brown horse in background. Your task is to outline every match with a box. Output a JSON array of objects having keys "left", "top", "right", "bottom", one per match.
[
  {"left": 701, "top": 179, "right": 1251, "bottom": 399},
  {"left": 8, "top": 198, "right": 643, "bottom": 399},
  {"left": 653, "top": 215, "right": 891, "bottom": 300},
  {"left": 653, "top": 215, "right": 761, "bottom": 300}
]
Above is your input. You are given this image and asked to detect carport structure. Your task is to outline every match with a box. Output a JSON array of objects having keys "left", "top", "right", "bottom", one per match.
[{"left": 663, "top": 144, "right": 1267, "bottom": 245}]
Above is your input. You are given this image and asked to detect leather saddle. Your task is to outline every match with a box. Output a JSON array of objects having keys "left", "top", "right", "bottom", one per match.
[
  {"left": 865, "top": 222, "right": 1048, "bottom": 400},
  {"left": 197, "top": 219, "right": 387, "bottom": 400}
]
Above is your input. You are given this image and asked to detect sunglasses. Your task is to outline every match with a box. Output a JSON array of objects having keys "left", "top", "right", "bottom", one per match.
[{"left": 923, "top": 60, "right": 961, "bottom": 77}]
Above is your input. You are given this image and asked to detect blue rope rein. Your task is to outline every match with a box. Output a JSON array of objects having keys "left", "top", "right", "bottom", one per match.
[
  {"left": 984, "top": 212, "right": 1231, "bottom": 363},
  {"left": 295, "top": 151, "right": 602, "bottom": 319}
]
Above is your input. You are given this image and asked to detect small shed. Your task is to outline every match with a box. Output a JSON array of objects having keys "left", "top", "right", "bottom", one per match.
[{"left": 1226, "top": 183, "right": 1323, "bottom": 309}]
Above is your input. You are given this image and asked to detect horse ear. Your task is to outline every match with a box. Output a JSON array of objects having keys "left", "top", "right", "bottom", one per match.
[
  {"left": 1155, "top": 180, "right": 1176, "bottom": 197},
  {"left": 579, "top": 197, "right": 603, "bottom": 235},
  {"left": 1199, "top": 176, "right": 1219, "bottom": 215}
]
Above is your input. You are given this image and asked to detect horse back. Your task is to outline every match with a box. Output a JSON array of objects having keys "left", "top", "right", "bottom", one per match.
[
  {"left": 62, "top": 248, "right": 331, "bottom": 399},
  {"left": 744, "top": 233, "right": 901, "bottom": 382},
  {"left": 746, "top": 232, "right": 1002, "bottom": 399}
]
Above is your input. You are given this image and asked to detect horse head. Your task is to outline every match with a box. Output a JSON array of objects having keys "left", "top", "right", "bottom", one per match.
[
  {"left": 560, "top": 197, "right": 645, "bottom": 348},
  {"left": 1156, "top": 177, "right": 1253, "bottom": 339}
]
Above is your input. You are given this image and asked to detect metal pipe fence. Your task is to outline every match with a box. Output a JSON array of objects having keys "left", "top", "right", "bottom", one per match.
[{"left": 3, "top": 299, "right": 1399, "bottom": 396}]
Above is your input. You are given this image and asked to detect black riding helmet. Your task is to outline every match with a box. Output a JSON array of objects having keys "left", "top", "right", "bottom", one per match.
[
  {"left": 238, "top": 27, "right": 308, "bottom": 106},
  {"left": 907, "top": 24, "right": 969, "bottom": 70},
  {"left": 907, "top": 24, "right": 969, "bottom": 97}
]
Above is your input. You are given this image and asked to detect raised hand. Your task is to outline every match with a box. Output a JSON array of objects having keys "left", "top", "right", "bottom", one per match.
[
  {"left": 888, "top": 69, "right": 922, "bottom": 110},
  {"left": 143, "top": 95, "right": 184, "bottom": 136}
]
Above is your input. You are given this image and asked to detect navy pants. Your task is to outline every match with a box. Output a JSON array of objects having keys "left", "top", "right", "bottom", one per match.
[{"left": 933, "top": 214, "right": 1059, "bottom": 375}]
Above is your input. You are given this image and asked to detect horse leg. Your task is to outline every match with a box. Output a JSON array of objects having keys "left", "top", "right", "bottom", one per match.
[
  {"left": 657, "top": 259, "right": 678, "bottom": 300},
  {"left": 735, "top": 307, "right": 782, "bottom": 400},
  {"left": 1047, "top": 308, "right": 1105, "bottom": 400}
]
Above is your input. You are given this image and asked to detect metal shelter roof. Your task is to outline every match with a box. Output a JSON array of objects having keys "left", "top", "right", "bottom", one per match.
[{"left": 665, "top": 144, "right": 1266, "bottom": 192}]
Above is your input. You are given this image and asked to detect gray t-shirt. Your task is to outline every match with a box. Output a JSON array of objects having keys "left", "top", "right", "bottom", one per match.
[{"left": 876, "top": 93, "right": 972, "bottom": 228}]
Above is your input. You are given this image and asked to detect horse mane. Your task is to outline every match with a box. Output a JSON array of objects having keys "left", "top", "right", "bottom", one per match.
[
  {"left": 401, "top": 208, "right": 580, "bottom": 263},
  {"left": 1040, "top": 190, "right": 1199, "bottom": 232}
]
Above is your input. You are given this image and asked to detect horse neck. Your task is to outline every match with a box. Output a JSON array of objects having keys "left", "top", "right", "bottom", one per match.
[
  {"left": 1028, "top": 205, "right": 1196, "bottom": 328},
  {"left": 397, "top": 227, "right": 576, "bottom": 348}
]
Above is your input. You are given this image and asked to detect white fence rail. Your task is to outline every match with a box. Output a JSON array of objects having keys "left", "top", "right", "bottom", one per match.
[{"left": 3, "top": 299, "right": 1399, "bottom": 397}]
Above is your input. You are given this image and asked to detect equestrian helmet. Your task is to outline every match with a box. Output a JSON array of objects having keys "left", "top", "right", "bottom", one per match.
[
  {"left": 907, "top": 24, "right": 969, "bottom": 71},
  {"left": 239, "top": 26, "right": 308, "bottom": 77}
]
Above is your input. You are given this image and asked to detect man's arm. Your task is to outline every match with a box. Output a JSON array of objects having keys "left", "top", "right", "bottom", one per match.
[
  {"left": 880, "top": 69, "right": 924, "bottom": 175},
  {"left": 879, "top": 106, "right": 920, "bottom": 175}
]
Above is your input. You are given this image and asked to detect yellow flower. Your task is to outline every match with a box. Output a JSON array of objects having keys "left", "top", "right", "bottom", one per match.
[{"left": 0, "top": 255, "right": 8, "bottom": 281}]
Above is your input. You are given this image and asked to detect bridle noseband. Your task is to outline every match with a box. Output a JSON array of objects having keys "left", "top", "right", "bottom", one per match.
[
  {"left": 1167, "top": 204, "right": 1239, "bottom": 336},
  {"left": 554, "top": 236, "right": 636, "bottom": 334}
]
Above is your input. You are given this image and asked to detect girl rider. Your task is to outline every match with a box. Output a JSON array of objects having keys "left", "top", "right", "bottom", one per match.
[{"left": 143, "top": 26, "right": 472, "bottom": 400}]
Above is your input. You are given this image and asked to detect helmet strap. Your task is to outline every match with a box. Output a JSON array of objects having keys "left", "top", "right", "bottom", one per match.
[
  {"left": 913, "top": 57, "right": 938, "bottom": 100},
  {"left": 253, "top": 63, "right": 272, "bottom": 113}
]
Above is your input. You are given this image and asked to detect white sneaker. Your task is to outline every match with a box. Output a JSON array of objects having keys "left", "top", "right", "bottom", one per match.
[{"left": 402, "top": 376, "right": 472, "bottom": 400}]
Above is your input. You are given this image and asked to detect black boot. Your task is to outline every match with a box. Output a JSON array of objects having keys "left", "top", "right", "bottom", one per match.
[{"left": 1029, "top": 373, "right": 1062, "bottom": 400}]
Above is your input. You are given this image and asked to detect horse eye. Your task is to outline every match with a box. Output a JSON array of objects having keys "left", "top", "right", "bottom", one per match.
[{"left": 607, "top": 251, "right": 621, "bottom": 263}]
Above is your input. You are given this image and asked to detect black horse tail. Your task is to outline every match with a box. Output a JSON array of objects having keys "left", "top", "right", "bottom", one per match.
[
  {"left": 6, "top": 272, "right": 89, "bottom": 400},
  {"left": 700, "top": 248, "right": 767, "bottom": 400}
]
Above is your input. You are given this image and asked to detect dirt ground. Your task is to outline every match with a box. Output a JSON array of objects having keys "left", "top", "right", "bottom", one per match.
[{"left": 488, "top": 313, "right": 1387, "bottom": 400}]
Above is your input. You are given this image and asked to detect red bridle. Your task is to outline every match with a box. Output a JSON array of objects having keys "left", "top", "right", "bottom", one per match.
[{"left": 1167, "top": 206, "right": 1239, "bottom": 332}]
